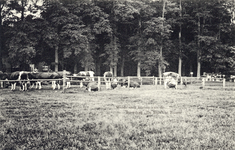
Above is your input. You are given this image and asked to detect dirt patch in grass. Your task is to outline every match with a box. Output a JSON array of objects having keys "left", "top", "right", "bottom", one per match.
[{"left": 0, "top": 86, "right": 235, "bottom": 149}]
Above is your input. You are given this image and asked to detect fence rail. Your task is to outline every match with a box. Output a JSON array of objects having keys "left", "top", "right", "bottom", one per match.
[{"left": 0, "top": 71, "right": 234, "bottom": 91}]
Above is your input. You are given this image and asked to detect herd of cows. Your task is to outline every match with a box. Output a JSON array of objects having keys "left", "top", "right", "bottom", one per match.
[
  {"left": 0, "top": 70, "right": 184, "bottom": 92},
  {"left": 0, "top": 70, "right": 144, "bottom": 91}
]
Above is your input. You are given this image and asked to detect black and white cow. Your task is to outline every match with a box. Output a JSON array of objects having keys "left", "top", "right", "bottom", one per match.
[
  {"left": 163, "top": 72, "right": 180, "bottom": 89},
  {"left": 29, "top": 72, "right": 63, "bottom": 90},
  {"left": 77, "top": 71, "right": 95, "bottom": 81},
  {"left": 9, "top": 71, "right": 31, "bottom": 91},
  {"left": 76, "top": 71, "right": 95, "bottom": 87}
]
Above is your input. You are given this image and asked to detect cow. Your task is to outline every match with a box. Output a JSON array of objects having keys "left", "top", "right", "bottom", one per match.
[
  {"left": 57, "top": 71, "right": 71, "bottom": 89},
  {"left": 77, "top": 71, "right": 95, "bottom": 81},
  {"left": 86, "top": 81, "right": 99, "bottom": 92},
  {"left": 111, "top": 78, "right": 118, "bottom": 89},
  {"left": 29, "top": 72, "right": 62, "bottom": 90},
  {"left": 163, "top": 72, "right": 180, "bottom": 89},
  {"left": 118, "top": 78, "right": 140, "bottom": 88},
  {"left": 76, "top": 71, "right": 95, "bottom": 87},
  {"left": 0, "top": 71, "right": 10, "bottom": 88},
  {"left": 103, "top": 71, "right": 113, "bottom": 90},
  {"left": 9, "top": 71, "right": 31, "bottom": 91}
]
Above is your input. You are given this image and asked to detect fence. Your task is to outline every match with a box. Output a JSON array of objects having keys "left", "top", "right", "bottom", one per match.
[
  {"left": 0, "top": 70, "right": 234, "bottom": 91},
  {"left": 202, "top": 78, "right": 235, "bottom": 90}
]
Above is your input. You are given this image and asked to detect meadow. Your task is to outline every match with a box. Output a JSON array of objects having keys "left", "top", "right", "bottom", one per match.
[{"left": 0, "top": 85, "right": 235, "bottom": 149}]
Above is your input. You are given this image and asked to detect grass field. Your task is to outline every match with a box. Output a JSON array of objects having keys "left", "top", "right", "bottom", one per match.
[{"left": 0, "top": 85, "right": 235, "bottom": 149}]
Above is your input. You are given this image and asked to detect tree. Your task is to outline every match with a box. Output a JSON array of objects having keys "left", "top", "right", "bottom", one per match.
[
  {"left": 41, "top": 1, "right": 78, "bottom": 71},
  {"left": 5, "top": 15, "right": 38, "bottom": 70},
  {"left": 129, "top": 0, "right": 155, "bottom": 77},
  {"left": 0, "top": 1, "right": 7, "bottom": 71}
]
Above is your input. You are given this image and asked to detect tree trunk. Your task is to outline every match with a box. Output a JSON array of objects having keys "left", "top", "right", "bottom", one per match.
[
  {"left": 159, "top": 0, "right": 166, "bottom": 78},
  {"left": 121, "top": 56, "right": 124, "bottom": 76},
  {"left": 0, "top": 7, "right": 2, "bottom": 71},
  {"left": 137, "top": 61, "right": 141, "bottom": 77},
  {"left": 196, "top": 4, "right": 201, "bottom": 78},
  {"left": 114, "top": 65, "right": 117, "bottom": 77},
  {"left": 113, "top": 32, "right": 117, "bottom": 77},
  {"left": 74, "top": 63, "right": 77, "bottom": 74},
  {"left": 96, "top": 59, "right": 101, "bottom": 76},
  {"left": 110, "top": 66, "right": 113, "bottom": 73},
  {"left": 178, "top": 0, "right": 182, "bottom": 76},
  {"left": 55, "top": 46, "right": 58, "bottom": 72},
  {"left": 137, "top": 16, "right": 142, "bottom": 77},
  {"left": 85, "top": 63, "right": 88, "bottom": 71}
]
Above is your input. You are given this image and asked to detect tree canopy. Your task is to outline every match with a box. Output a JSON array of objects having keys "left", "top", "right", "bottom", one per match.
[{"left": 0, "top": 0, "right": 235, "bottom": 77}]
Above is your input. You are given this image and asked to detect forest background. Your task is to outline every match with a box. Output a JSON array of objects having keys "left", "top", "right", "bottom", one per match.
[{"left": 0, "top": 0, "right": 235, "bottom": 78}]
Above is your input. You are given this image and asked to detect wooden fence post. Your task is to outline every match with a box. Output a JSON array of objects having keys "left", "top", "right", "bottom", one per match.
[
  {"left": 223, "top": 78, "right": 225, "bottom": 89},
  {"left": 98, "top": 76, "right": 101, "bottom": 91},
  {"left": 128, "top": 76, "right": 130, "bottom": 89},
  {"left": 63, "top": 70, "right": 66, "bottom": 93},
  {"left": 153, "top": 76, "right": 155, "bottom": 85},
  {"left": 202, "top": 78, "right": 205, "bottom": 89},
  {"left": 155, "top": 77, "right": 158, "bottom": 86},
  {"left": 160, "top": 77, "right": 162, "bottom": 85}
]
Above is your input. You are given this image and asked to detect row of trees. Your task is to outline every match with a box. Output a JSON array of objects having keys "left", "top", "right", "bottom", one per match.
[{"left": 0, "top": 0, "right": 235, "bottom": 77}]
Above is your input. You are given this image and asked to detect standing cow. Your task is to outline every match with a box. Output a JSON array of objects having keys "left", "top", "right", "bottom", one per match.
[
  {"left": 9, "top": 71, "right": 31, "bottom": 91},
  {"left": 29, "top": 72, "right": 62, "bottom": 90},
  {"left": 76, "top": 71, "right": 95, "bottom": 87}
]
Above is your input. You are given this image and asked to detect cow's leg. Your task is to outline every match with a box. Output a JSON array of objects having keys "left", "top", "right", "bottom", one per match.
[
  {"left": 80, "top": 81, "right": 83, "bottom": 88},
  {"left": 0, "top": 81, "right": 3, "bottom": 88},
  {"left": 22, "top": 83, "right": 25, "bottom": 91},
  {"left": 14, "top": 83, "right": 17, "bottom": 90},
  {"left": 52, "top": 81, "right": 55, "bottom": 90},
  {"left": 22, "top": 83, "right": 26, "bottom": 91},
  {"left": 36, "top": 81, "right": 41, "bottom": 89},
  {"left": 57, "top": 83, "right": 60, "bottom": 90},
  {"left": 11, "top": 83, "right": 13, "bottom": 90},
  {"left": 20, "top": 83, "right": 23, "bottom": 91},
  {"left": 24, "top": 83, "right": 27, "bottom": 91},
  {"left": 31, "top": 82, "right": 34, "bottom": 89},
  {"left": 39, "top": 82, "right": 42, "bottom": 89},
  {"left": 66, "top": 82, "right": 71, "bottom": 88},
  {"left": 88, "top": 87, "right": 91, "bottom": 92}
]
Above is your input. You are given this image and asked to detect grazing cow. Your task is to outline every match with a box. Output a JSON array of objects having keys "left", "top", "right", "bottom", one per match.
[
  {"left": 163, "top": 72, "right": 180, "bottom": 89},
  {"left": 9, "top": 71, "right": 31, "bottom": 91},
  {"left": 104, "top": 71, "right": 113, "bottom": 89},
  {"left": 118, "top": 78, "right": 140, "bottom": 88},
  {"left": 111, "top": 78, "right": 118, "bottom": 89},
  {"left": 86, "top": 81, "right": 98, "bottom": 92}
]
